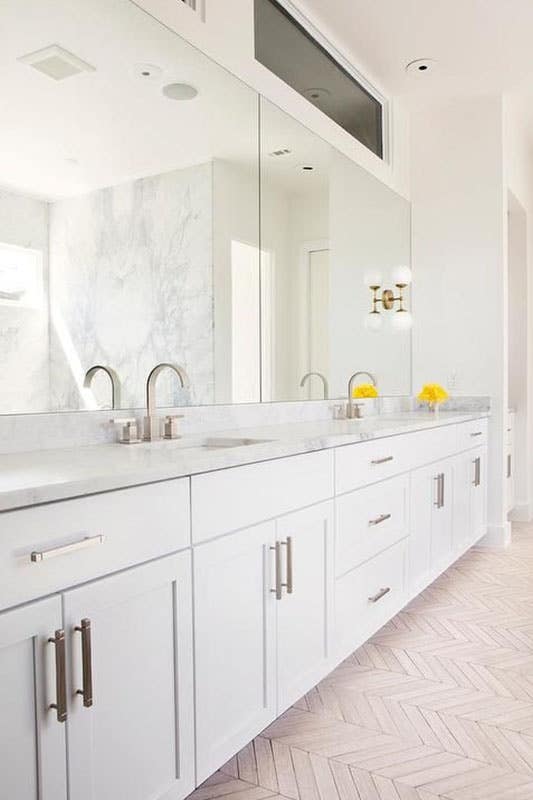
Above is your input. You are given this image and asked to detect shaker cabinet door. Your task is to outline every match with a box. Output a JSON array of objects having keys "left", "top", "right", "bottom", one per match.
[
  {"left": 276, "top": 501, "right": 334, "bottom": 711},
  {"left": 0, "top": 596, "right": 67, "bottom": 800},
  {"left": 194, "top": 521, "right": 277, "bottom": 784},
  {"left": 64, "top": 552, "right": 194, "bottom": 800}
]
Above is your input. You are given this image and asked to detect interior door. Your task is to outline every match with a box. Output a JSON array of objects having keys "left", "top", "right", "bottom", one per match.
[
  {"left": 194, "top": 521, "right": 277, "bottom": 783},
  {"left": 0, "top": 596, "right": 67, "bottom": 800},
  {"left": 276, "top": 501, "right": 334, "bottom": 710},
  {"left": 64, "top": 552, "right": 194, "bottom": 800},
  {"left": 304, "top": 246, "right": 330, "bottom": 399}
]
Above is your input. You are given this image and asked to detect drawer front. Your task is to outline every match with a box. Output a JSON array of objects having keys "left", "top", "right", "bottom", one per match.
[
  {"left": 456, "top": 418, "right": 488, "bottom": 451},
  {"left": 336, "top": 476, "right": 409, "bottom": 576},
  {"left": 0, "top": 478, "right": 190, "bottom": 610},
  {"left": 191, "top": 450, "right": 334, "bottom": 543},
  {"left": 335, "top": 539, "right": 407, "bottom": 660},
  {"left": 335, "top": 425, "right": 457, "bottom": 495}
]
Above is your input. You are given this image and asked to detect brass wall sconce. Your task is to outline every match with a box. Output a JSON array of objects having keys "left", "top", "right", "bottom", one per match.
[{"left": 364, "top": 266, "right": 413, "bottom": 331}]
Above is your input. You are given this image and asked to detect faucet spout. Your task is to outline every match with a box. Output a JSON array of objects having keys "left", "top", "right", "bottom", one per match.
[
  {"left": 299, "top": 371, "right": 329, "bottom": 400},
  {"left": 144, "top": 362, "right": 190, "bottom": 440},
  {"left": 83, "top": 365, "right": 121, "bottom": 410},
  {"left": 346, "top": 371, "right": 377, "bottom": 419}
]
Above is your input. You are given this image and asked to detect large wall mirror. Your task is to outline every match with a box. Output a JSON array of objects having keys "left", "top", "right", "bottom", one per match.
[{"left": 1, "top": 0, "right": 411, "bottom": 415}]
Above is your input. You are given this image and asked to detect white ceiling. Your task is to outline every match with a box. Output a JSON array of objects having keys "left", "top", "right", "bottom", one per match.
[{"left": 298, "top": 0, "right": 533, "bottom": 102}]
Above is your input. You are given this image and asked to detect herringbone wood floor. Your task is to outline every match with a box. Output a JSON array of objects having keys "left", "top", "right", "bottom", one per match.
[{"left": 188, "top": 525, "right": 533, "bottom": 800}]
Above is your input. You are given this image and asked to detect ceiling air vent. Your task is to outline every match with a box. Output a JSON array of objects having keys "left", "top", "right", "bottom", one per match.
[{"left": 18, "top": 44, "right": 95, "bottom": 81}]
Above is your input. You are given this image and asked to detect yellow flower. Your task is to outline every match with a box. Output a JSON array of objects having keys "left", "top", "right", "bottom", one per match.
[
  {"left": 352, "top": 383, "right": 379, "bottom": 399},
  {"left": 417, "top": 383, "right": 449, "bottom": 405}
]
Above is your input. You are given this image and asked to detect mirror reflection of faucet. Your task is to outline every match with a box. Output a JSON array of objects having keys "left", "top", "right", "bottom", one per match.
[
  {"left": 299, "top": 371, "right": 329, "bottom": 400},
  {"left": 83, "top": 365, "right": 121, "bottom": 410}
]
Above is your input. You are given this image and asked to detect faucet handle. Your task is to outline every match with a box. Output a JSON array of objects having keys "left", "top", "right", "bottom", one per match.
[
  {"left": 110, "top": 418, "right": 141, "bottom": 444},
  {"left": 346, "top": 402, "right": 365, "bottom": 420},
  {"left": 164, "top": 415, "right": 184, "bottom": 440}
]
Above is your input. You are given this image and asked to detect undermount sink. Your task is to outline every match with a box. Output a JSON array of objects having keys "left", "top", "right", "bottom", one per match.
[{"left": 200, "top": 437, "right": 273, "bottom": 450}]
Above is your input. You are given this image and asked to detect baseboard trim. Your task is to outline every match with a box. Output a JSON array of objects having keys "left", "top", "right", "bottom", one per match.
[
  {"left": 509, "top": 503, "right": 533, "bottom": 523},
  {"left": 479, "top": 522, "right": 512, "bottom": 548}
]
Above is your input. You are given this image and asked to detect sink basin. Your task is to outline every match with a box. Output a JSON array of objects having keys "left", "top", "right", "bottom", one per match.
[{"left": 200, "top": 437, "right": 273, "bottom": 450}]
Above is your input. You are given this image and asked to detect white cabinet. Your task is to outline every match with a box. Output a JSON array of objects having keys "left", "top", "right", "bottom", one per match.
[
  {"left": 471, "top": 446, "right": 488, "bottom": 542},
  {"left": 409, "top": 460, "right": 453, "bottom": 592},
  {"left": 276, "top": 501, "right": 334, "bottom": 710},
  {"left": 0, "top": 596, "right": 67, "bottom": 800},
  {"left": 194, "top": 502, "right": 334, "bottom": 782},
  {"left": 453, "top": 446, "right": 487, "bottom": 553},
  {"left": 64, "top": 552, "right": 194, "bottom": 800},
  {"left": 194, "top": 521, "right": 277, "bottom": 783}
]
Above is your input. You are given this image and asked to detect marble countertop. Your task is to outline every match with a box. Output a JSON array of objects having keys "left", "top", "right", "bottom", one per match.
[{"left": 0, "top": 411, "right": 489, "bottom": 512}]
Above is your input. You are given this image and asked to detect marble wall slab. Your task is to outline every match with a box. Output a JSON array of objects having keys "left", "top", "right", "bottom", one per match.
[{"left": 49, "top": 162, "right": 214, "bottom": 410}]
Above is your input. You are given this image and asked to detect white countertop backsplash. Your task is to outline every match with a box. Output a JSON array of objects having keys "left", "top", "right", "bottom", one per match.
[{"left": 0, "top": 406, "right": 490, "bottom": 512}]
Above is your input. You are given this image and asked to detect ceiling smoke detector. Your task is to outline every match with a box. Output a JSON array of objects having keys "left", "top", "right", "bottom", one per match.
[
  {"left": 405, "top": 58, "right": 436, "bottom": 75},
  {"left": 18, "top": 44, "right": 95, "bottom": 80}
]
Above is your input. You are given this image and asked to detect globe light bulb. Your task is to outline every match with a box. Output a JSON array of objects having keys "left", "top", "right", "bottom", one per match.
[
  {"left": 364, "top": 311, "right": 383, "bottom": 332},
  {"left": 392, "top": 265, "right": 412, "bottom": 286},
  {"left": 391, "top": 309, "right": 413, "bottom": 330},
  {"left": 363, "top": 269, "right": 382, "bottom": 288}
]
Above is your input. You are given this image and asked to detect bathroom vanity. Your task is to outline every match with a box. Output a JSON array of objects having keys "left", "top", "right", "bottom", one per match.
[{"left": 0, "top": 411, "right": 488, "bottom": 800}]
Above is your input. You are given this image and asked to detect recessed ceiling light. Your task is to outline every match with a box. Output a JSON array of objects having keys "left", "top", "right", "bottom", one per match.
[
  {"left": 405, "top": 58, "right": 436, "bottom": 75},
  {"left": 162, "top": 83, "right": 198, "bottom": 101},
  {"left": 300, "top": 165, "right": 314, "bottom": 172},
  {"left": 134, "top": 63, "right": 162, "bottom": 80},
  {"left": 18, "top": 44, "right": 95, "bottom": 81}
]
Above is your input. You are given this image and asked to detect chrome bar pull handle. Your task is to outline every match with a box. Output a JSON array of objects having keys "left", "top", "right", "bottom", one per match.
[
  {"left": 470, "top": 431, "right": 483, "bottom": 438},
  {"left": 31, "top": 534, "right": 105, "bottom": 563},
  {"left": 440, "top": 473, "right": 445, "bottom": 508},
  {"left": 281, "top": 537, "right": 293, "bottom": 594},
  {"left": 434, "top": 474, "right": 441, "bottom": 507},
  {"left": 270, "top": 542, "right": 282, "bottom": 600},
  {"left": 48, "top": 629, "right": 67, "bottom": 723},
  {"left": 507, "top": 453, "right": 512, "bottom": 479},
  {"left": 473, "top": 457, "right": 481, "bottom": 487},
  {"left": 369, "top": 587, "right": 391, "bottom": 604},
  {"left": 369, "top": 513, "right": 391, "bottom": 527},
  {"left": 371, "top": 456, "right": 394, "bottom": 465},
  {"left": 75, "top": 619, "right": 93, "bottom": 708}
]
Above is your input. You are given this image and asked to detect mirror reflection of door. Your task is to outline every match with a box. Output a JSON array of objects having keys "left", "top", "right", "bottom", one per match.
[{"left": 303, "top": 242, "right": 330, "bottom": 399}]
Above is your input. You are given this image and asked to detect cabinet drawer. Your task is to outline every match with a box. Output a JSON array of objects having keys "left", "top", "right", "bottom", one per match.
[
  {"left": 191, "top": 450, "right": 334, "bottom": 543},
  {"left": 0, "top": 478, "right": 190, "bottom": 610},
  {"left": 456, "top": 418, "right": 488, "bottom": 451},
  {"left": 336, "top": 476, "right": 408, "bottom": 576},
  {"left": 335, "top": 425, "right": 457, "bottom": 494},
  {"left": 335, "top": 539, "right": 407, "bottom": 660}
]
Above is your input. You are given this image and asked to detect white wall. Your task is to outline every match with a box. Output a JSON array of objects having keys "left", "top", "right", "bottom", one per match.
[
  {"left": 503, "top": 97, "right": 533, "bottom": 520},
  {"left": 411, "top": 96, "right": 508, "bottom": 546},
  {"left": 133, "top": 0, "right": 410, "bottom": 199}
]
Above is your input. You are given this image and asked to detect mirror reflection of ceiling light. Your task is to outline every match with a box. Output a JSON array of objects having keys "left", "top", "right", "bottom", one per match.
[
  {"left": 162, "top": 83, "right": 198, "bottom": 100},
  {"left": 405, "top": 58, "right": 436, "bottom": 75}
]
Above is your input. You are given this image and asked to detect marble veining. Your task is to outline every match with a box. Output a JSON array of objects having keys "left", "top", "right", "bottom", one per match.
[{"left": 0, "top": 410, "right": 489, "bottom": 512}]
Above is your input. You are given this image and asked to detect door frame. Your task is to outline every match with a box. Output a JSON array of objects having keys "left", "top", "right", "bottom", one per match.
[{"left": 298, "top": 239, "right": 330, "bottom": 398}]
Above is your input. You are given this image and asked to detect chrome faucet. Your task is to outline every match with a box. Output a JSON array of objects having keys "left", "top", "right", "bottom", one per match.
[
  {"left": 144, "top": 362, "right": 190, "bottom": 441},
  {"left": 83, "top": 365, "right": 121, "bottom": 410},
  {"left": 346, "top": 371, "right": 377, "bottom": 419},
  {"left": 300, "top": 371, "right": 329, "bottom": 399}
]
